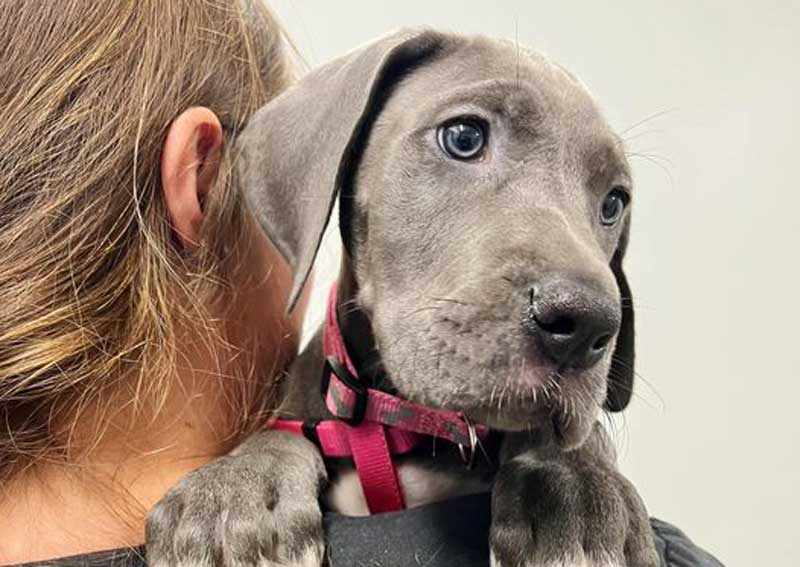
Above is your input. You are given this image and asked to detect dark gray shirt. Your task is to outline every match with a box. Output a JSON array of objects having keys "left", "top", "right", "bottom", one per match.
[{"left": 16, "top": 493, "right": 724, "bottom": 567}]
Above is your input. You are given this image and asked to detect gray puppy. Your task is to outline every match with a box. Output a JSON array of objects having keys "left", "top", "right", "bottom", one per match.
[{"left": 147, "top": 29, "right": 659, "bottom": 567}]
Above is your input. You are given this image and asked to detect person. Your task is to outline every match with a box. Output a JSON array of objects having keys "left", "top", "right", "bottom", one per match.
[
  {"left": 0, "top": 1, "right": 305, "bottom": 563},
  {"left": 0, "top": 2, "right": 724, "bottom": 566}
]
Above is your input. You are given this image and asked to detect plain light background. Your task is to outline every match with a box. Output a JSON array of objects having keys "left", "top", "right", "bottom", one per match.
[{"left": 270, "top": 1, "right": 799, "bottom": 564}]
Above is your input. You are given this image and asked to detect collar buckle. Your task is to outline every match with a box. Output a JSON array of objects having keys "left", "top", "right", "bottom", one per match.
[{"left": 321, "top": 356, "right": 368, "bottom": 426}]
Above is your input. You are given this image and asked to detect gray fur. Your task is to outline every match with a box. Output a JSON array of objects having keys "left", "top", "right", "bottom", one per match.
[
  {"left": 147, "top": 29, "right": 656, "bottom": 567},
  {"left": 147, "top": 432, "right": 326, "bottom": 567}
]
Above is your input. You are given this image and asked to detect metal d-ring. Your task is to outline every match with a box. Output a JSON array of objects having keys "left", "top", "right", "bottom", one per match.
[{"left": 457, "top": 414, "right": 478, "bottom": 470}]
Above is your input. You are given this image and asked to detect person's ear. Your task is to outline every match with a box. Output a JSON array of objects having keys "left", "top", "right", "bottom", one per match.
[{"left": 161, "top": 107, "right": 223, "bottom": 250}]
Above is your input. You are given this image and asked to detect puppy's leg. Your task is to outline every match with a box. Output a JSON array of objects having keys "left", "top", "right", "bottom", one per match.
[
  {"left": 147, "top": 431, "right": 327, "bottom": 567},
  {"left": 489, "top": 424, "right": 658, "bottom": 567}
]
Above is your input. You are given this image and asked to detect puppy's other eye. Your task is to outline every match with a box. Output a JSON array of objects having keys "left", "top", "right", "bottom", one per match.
[
  {"left": 437, "top": 119, "right": 486, "bottom": 160},
  {"left": 600, "top": 187, "right": 629, "bottom": 226}
]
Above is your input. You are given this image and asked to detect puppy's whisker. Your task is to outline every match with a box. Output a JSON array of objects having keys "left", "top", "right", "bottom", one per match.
[
  {"left": 627, "top": 149, "right": 675, "bottom": 168},
  {"left": 341, "top": 305, "right": 365, "bottom": 317},
  {"left": 602, "top": 407, "right": 632, "bottom": 452},
  {"left": 475, "top": 433, "right": 492, "bottom": 467},
  {"left": 499, "top": 383, "right": 511, "bottom": 412},
  {"left": 609, "top": 355, "right": 665, "bottom": 409},
  {"left": 426, "top": 296, "right": 473, "bottom": 307},
  {"left": 618, "top": 108, "right": 676, "bottom": 136},
  {"left": 626, "top": 151, "right": 676, "bottom": 190},
  {"left": 402, "top": 304, "right": 442, "bottom": 318},
  {"left": 607, "top": 367, "right": 663, "bottom": 412},
  {"left": 542, "top": 382, "right": 552, "bottom": 402},
  {"left": 621, "top": 128, "right": 665, "bottom": 144},
  {"left": 339, "top": 297, "right": 359, "bottom": 308},
  {"left": 382, "top": 324, "right": 424, "bottom": 351},
  {"left": 561, "top": 400, "right": 572, "bottom": 430}
]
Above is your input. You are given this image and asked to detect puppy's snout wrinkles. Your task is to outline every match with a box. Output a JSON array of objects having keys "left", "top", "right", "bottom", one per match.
[{"left": 525, "top": 275, "right": 621, "bottom": 370}]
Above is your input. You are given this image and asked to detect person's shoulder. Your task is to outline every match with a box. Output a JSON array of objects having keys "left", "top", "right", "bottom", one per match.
[{"left": 651, "top": 518, "right": 726, "bottom": 567}]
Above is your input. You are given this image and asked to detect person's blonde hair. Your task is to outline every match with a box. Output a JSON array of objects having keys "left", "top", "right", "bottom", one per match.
[{"left": 0, "top": 0, "right": 295, "bottom": 481}]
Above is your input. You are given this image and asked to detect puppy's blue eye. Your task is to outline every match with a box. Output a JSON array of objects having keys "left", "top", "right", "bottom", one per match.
[
  {"left": 437, "top": 119, "right": 486, "bottom": 160},
  {"left": 600, "top": 187, "right": 629, "bottom": 226}
]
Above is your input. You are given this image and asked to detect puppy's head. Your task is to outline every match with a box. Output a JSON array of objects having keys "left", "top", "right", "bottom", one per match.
[{"left": 238, "top": 30, "right": 635, "bottom": 448}]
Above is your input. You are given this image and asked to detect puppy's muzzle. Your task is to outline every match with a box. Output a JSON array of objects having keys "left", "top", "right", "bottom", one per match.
[{"left": 524, "top": 274, "right": 621, "bottom": 370}]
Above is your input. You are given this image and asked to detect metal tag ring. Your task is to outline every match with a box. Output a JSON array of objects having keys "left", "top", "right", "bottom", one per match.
[{"left": 457, "top": 415, "right": 478, "bottom": 470}]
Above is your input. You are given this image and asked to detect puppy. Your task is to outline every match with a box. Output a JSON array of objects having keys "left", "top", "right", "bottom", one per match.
[{"left": 147, "top": 29, "right": 659, "bottom": 567}]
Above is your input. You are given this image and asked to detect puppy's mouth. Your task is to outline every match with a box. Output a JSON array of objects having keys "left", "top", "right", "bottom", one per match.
[
  {"left": 466, "top": 398, "right": 592, "bottom": 450},
  {"left": 460, "top": 362, "right": 601, "bottom": 449}
]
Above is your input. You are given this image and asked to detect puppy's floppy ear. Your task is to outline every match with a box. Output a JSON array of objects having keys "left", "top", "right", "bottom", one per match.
[
  {"left": 605, "top": 221, "right": 635, "bottom": 412},
  {"left": 236, "top": 29, "right": 447, "bottom": 311}
]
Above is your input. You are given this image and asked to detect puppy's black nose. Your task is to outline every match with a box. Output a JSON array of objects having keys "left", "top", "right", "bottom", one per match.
[{"left": 525, "top": 275, "right": 621, "bottom": 369}]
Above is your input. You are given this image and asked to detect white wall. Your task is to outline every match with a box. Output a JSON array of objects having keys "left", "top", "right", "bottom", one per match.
[{"left": 271, "top": 1, "right": 800, "bottom": 564}]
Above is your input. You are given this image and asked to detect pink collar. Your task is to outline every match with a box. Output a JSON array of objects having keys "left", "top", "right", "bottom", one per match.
[{"left": 272, "top": 284, "right": 488, "bottom": 514}]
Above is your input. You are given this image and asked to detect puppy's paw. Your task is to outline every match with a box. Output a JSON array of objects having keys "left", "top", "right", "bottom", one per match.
[
  {"left": 489, "top": 456, "right": 659, "bottom": 567},
  {"left": 490, "top": 549, "right": 633, "bottom": 567},
  {"left": 490, "top": 550, "right": 621, "bottom": 567},
  {"left": 146, "top": 431, "right": 327, "bottom": 567}
]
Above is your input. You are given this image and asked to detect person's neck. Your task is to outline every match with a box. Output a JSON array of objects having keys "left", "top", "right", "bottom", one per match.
[{"left": 0, "top": 373, "right": 235, "bottom": 565}]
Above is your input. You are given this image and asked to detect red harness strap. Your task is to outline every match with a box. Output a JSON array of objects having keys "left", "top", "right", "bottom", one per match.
[{"left": 272, "top": 284, "right": 488, "bottom": 514}]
